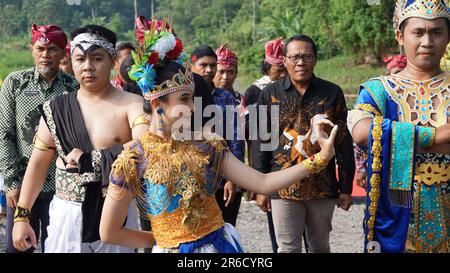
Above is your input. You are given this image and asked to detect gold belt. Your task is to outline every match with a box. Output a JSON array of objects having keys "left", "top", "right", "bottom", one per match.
[{"left": 414, "top": 162, "right": 449, "bottom": 185}]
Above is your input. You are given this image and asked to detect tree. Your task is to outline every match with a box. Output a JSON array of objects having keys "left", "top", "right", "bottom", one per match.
[
  {"left": 329, "top": 0, "right": 395, "bottom": 58},
  {"left": 0, "top": 4, "right": 26, "bottom": 36}
]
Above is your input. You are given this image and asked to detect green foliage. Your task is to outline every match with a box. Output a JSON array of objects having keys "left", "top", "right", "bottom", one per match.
[
  {"left": 0, "top": 0, "right": 397, "bottom": 97},
  {"left": 328, "top": 0, "right": 396, "bottom": 57},
  {"left": 0, "top": 0, "right": 142, "bottom": 38},
  {"left": 0, "top": 4, "right": 26, "bottom": 36},
  {"left": 0, "top": 36, "right": 33, "bottom": 80},
  {"left": 315, "top": 54, "right": 386, "bottom": 94},
  {"left": 260, "top": 6, "right": 302, "bottom": 42}
]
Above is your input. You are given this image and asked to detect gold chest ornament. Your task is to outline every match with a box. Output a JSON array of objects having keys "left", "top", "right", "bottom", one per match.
[{"left": 381, "top": 73, "right": 450, "bottom": 127}]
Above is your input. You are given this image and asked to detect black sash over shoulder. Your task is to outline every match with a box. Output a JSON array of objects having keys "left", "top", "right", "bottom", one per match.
[{"left": 38, "top": 91, "right": 104, "bottom": 243}]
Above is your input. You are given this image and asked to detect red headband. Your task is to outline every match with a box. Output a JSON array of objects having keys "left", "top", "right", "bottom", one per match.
[
  {"left": 265, "top": 38, "right": 285, "bottom": 66},
  {"left": 384, "top": 54, "right": 407, "bottom": 71},
  {"left": 31, "top": 24, "right": 67, "bottom": 50},
  {"left": 215, "top": 45, "right": 237, "bottom": 67}
]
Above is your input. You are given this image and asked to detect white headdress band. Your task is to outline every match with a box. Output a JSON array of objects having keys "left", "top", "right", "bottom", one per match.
[{"left": 70, "top": 33, "right": 116, "bottom": 57}]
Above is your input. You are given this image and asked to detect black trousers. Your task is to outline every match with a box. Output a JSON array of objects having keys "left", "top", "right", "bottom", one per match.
[
  {"left": 267, "top": 211, "right": 278, "bottom": 253},
  {"left": 215, "top": 189, "right": 243, "bottom": 226},
  {"left": 6, "top": 197, "right": 51, "bottom": 253}
]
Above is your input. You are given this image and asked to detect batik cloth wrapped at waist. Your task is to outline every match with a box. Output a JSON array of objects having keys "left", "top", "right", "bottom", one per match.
[{"left": 55, "top": 168, "right": 101, "bottom": 203}]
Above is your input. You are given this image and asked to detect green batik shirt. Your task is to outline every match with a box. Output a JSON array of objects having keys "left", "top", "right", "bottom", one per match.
[{"left": 0, "top": 67, "right": 79, "bottom": 198}]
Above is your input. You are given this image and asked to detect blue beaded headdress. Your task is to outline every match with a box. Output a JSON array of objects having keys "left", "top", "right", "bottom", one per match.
[{"left": 393, "top": 0, "right": 450, "bottom": 30}]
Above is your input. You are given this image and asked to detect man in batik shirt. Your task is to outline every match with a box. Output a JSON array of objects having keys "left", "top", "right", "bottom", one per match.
[
  {"left": 0, "top": 24, "right": 79, "bottom": 252},
  {"left": 253, "top": 34, "right": 355, "bottom": 253}
]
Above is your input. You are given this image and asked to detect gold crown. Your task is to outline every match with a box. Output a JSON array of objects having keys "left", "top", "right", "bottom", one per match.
[
  {"left": 144, "top": 68, "right": 195, "bottom": 101},
  {"left": 394, "top": 0, "right": 449, "bottom": 30}
]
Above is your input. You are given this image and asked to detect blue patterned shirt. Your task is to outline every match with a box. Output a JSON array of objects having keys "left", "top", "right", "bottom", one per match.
[{"left": 211, "top": 88, "right": 245, "bottom": 187}]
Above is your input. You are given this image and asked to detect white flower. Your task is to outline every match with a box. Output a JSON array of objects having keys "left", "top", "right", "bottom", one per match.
[{"left": 152, "top": 33, "right": 176, "bottom": 60}]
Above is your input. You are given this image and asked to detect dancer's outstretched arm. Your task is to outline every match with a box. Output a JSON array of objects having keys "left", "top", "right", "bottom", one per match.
[
  {"left": 223, "top": 119, "right": 338, "bottom": 195},
  {"left": 100, "top": 187, "right": 154, "bottom": 248}
]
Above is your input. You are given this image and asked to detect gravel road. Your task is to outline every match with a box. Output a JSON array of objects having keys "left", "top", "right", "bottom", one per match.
[{"left": 1, "top": 198, "right": 365, "bottom": 253}]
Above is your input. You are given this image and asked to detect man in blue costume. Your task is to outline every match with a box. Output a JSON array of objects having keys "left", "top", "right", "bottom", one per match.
[{"left": 349, "top": 0, "right": 450, "bottom": 252}]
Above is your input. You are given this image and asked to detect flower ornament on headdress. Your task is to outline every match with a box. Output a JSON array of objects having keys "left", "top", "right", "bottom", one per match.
[
  {"left": 152, "top": 31, "right": 177, "bottom": 60},
  {"left": 129, "top": 63, "right": 157, "bottom": 94},
  {"left": 393, "top": 0, "right": 450, "bottom": 30},
  {"left": 135, "top": 16, "right": 172, "bottom": 45},
  {"left": 129, "top": 17, "right": 191, "bottom": 101}
]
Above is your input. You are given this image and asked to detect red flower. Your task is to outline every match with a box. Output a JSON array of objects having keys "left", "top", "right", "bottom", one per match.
[
  {"left": 165, "top": 38, "right": 183, "bottom": 60},
  {"left": 147, "top": 52, "right": 159, "bottom": 65}
]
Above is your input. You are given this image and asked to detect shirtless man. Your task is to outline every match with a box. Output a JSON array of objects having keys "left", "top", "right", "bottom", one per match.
[{"left": 12, "top": 25, "right": 148, "bottom": 253}]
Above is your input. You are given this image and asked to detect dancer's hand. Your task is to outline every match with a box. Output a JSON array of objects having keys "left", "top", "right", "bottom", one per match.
[
  {"left": 314, "top": 119, "right": 338, "bottom": 162},
  {"left": 13, "top": 221, "right": 37, "bottom": 251}
]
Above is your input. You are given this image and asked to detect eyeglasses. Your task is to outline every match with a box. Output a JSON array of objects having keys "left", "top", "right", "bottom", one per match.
[{"left": 286, "top": 54, "right": 314, "bottom": 64}]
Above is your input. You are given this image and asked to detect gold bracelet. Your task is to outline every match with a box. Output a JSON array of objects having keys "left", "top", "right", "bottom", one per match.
[
  {"left": 301, "top": 154, "right": 328, "bottom": 173},
  {"left": 33, "top": 134, "right": 55, "bottom": 151},
  {"left": 14, "top": 202, "right": 31, "bottom": 222},
  {"left": 16, "top": 202, "right": 31, "bottom": 211}
]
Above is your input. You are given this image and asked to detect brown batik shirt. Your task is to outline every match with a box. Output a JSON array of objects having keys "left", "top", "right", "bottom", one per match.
[{"left": 252, "top": 75, "right": 355, "bottom": 201}]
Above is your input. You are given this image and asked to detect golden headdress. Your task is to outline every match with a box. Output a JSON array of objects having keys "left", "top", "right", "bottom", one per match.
[{"left": 393, "top": 0, "right": 449, "bottom": 30}]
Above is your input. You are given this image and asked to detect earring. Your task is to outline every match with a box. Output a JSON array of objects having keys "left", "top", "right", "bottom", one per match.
[{"left": 156, "top": 107, "right": 164, "bottom": 132}]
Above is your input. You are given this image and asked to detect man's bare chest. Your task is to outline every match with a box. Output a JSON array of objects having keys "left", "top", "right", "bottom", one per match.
[{"left": 81, "top": 107, "right": 131, "bottom": 149}]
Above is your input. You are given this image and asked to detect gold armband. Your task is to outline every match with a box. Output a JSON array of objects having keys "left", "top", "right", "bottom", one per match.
[
  {"left": 33, "top": 134, "right": 55, "bottom": 151},
  {"left": 132, "top": 113, "right": 150, "bottom": 129},
  {"left": 301, "top": 154, "right": 328, "bottom": 174},
  {"left": 13, "top": 217, "right": 30, "bottom": 223}
]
